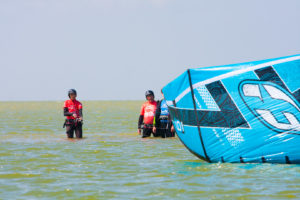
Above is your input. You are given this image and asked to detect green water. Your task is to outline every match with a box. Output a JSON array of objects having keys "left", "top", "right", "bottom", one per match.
[{"left": 0, "top": 101, "right": 299, "bottom": 200}]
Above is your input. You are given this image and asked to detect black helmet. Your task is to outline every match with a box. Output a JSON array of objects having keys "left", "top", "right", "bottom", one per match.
[
  {"left": 68, "top": 89, "right": 77, "bottom": 97},
  {"left": 145, "top": 90, "right": 154, "bottom": 98}
]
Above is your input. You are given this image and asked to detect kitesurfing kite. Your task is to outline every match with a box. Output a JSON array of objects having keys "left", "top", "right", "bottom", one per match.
[{"left": 163, "top": 55, "right": 300, "bottom": 164}]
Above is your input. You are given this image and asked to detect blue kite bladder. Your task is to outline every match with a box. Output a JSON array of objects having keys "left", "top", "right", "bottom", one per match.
[{"left": 163, "top": 55, "right": 300, "bottom": 164}]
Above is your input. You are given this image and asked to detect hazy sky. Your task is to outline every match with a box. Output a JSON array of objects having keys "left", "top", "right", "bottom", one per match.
[{"left": 1, "top": 0, "right": 300, "bottom": 101}]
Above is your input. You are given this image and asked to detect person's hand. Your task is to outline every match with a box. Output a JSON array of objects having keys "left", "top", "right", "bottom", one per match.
[
  {"left": 138, "top": 129, "right": 141, "bottom": 135},
  {"left": 171, "top": 125, "right": 175, "bottom": 133},
  {"left": 79, "top": 117, "right": 83, "bottom": 121},
  {"left": 153, "top": 127, "right": 156, "bottom": 133},
  {"left": 73, "top": 113, "right": 77, "bottom": 118}
]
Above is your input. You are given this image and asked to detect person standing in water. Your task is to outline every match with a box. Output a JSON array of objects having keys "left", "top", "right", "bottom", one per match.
[
  {"left": 138, "top": 90, "right": 158, "bottom": 138},
  {"left": 63, "top": 89, "right": 83, "bottom": 138},
  {"left": 153, "top": 90, "right": 175, "bottom": 138}
]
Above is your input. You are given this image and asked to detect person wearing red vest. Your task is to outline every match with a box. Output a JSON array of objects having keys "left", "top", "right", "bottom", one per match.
[
  {"left": 138, "top": 90, "right": 158, "bottom": 138},
  {"left": 63, "top": 89, "right": 83, "bottom": 138}
]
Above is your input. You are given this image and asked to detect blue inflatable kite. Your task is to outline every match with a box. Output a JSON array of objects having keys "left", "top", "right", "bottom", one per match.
[{"left": 163, "top": 55, "right": 300, "bottom": 164}]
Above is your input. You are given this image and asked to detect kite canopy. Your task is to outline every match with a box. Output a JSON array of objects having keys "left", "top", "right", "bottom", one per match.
[{"left": 163, "top": 55, "right": 300, "bottom": 164}]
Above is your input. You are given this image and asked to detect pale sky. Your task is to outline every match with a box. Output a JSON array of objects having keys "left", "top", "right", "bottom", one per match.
[{"left": 1, "top": 0, "right": 300, "bottom": 101}]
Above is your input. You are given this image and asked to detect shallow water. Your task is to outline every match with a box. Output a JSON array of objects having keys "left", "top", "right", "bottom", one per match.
[{"left": 0, "top": 101, "right": 299, "bottom": 200}]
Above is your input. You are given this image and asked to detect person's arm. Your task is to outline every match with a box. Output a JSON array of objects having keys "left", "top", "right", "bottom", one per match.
[
  {"left": 78, "top": 109, "right": 83, "bottom": 121},
  {"left": 79, "top": 109, "right": 83, "bottom": 117},
  {"left": 153, "top": 101, "right": 161, "bottom": 133},
  {"left": 154, "top": 101, "right": 161, "bottom": 128},
  {"left": 138, "top": 115, "right": 143, "bottom": 134},
  {"left": 138, "top": 115, "right": 144, "bottom": 129},
  {"left": 168, "top": 110, "right": 175, "bottom": 133},
  {"left": 77, "top": 103, "right": 83, "bottom": 120},
  {"left": 64, "top": 107, "right": 73, "bottom": 116},
  {"left": 138, "top": 104, "right": 145, "bottom": 129},
  {"left": 171, "top": 124, "right": 175, "bottom": 133},
  {"left": 138, "top": 104, "right": 145, "bottom": 134},
  {"left": 63, "top": 101, "right": 73, "bottom": 116}
]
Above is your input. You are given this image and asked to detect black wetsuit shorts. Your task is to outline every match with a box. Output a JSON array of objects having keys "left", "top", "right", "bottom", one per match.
[
  {"left": 157, "top": 122, "right": 175, "bottom": 138},
  {"left": 142, "top": 124, "right": 160, "bottom": 138},
  {"left": 65, "top": 120, "right": 83, "bottom": 138}
]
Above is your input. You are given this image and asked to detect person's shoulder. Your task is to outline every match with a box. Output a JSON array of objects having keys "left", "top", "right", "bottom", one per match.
[
  {"left": 76, "top": 100, "right": 82, "bottom": 106},
  {"left": 155, "top": 100, "right": 162, "bottom": 107},
  {"left": 64, "top": 99, "right": 70, "bottom": 107},
  {"left": 64, "top": 99, "right": 71, "bottom": 104}
]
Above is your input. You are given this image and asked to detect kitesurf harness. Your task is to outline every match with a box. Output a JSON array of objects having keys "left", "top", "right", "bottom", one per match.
[
  {"left": 154, "top": 99, "right": 171, "bottom": 128},
  {"left": 63, "top": 118, "right": 83, "bottom": 128}
]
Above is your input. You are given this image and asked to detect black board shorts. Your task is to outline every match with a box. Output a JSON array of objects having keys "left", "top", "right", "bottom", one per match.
[
  {"left": 156, "top": 122, "right": 175, "bottom": 138},
  {"left": 65, "top": 120, "right": 83, "bottom": 138},
  {"left": 157, "top": 128, "right": 175, "bottom": 138},
  {"left": 142, "top": 125, "right": 160, "bottom": 138}
]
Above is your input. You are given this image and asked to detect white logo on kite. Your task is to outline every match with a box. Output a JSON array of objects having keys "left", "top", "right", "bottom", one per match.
[{"left": 239, "top": 80, "right": 300, "bottom": 134}]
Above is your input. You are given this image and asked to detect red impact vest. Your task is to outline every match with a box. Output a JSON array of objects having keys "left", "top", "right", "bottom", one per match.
[
  {"left": 64, "top": 99, "right": 82, "bottom": 120},
  {"left": 140, "top": 101, "right": 157, "bottom": 125}
]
